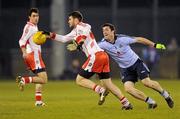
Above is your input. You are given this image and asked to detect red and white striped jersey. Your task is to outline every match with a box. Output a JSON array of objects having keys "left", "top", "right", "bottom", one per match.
[
  {"left": 54, "top": 22, "right": 103, "bottom": 57},
  {"left": 19, "top": 22, "right": 41, "bottom": 53}
]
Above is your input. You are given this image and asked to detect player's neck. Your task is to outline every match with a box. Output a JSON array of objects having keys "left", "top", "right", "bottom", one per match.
[
  {"left": 28, "top": 21, "right": 37, "bottom": 25},
  {"left": 109, "top": 36, "right": 115, "bottom": 43},
  {"left": 74, "top": 21, "right": 81, "bottom": 27}
]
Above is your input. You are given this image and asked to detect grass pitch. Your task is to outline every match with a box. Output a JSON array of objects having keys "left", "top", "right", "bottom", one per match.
[{"left": 0, "top": 79, "right": 180, "bottom": 119}]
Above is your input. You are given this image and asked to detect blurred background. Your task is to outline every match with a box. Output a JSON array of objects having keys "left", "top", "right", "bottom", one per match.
[{"left": 0, "top": 0, "right": 179, "bottom": 80}]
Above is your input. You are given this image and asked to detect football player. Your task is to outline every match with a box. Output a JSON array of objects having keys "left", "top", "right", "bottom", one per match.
[
  {"left": 17, "top": 8, "right": 48, "bottom": 106},
  {"left": 98, "top": 23, "right": 174, "bottom": 109}
]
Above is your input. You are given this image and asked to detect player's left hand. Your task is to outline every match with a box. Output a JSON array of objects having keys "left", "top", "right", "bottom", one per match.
[
  {"left": 154, "top": 43, "right": 166, "bottom": 50},
  {"left": 66, "top": 40, "right": 78, "bottom": 51}
]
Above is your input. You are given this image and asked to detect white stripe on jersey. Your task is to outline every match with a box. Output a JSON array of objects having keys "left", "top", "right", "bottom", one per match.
[
  {"left": 34, "top": 51, "right": 42, "bottom": 69},
  {"left": 84, "top": 54, "right": 96, "bottom": 72}
]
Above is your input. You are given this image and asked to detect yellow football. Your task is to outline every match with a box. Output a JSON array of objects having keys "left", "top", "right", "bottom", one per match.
[{"left": 33, "top": 31, "right": 46, "bottom": 45}]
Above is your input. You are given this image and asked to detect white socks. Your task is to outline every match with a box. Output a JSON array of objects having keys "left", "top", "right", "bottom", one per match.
[
  {"left": 161, "top": 90, "right": 169, "bottom": 99},
  {"left": 146, "top": 97, "right": 156, "bottom": 104}
]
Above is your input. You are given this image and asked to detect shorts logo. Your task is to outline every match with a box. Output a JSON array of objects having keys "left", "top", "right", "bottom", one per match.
[
  {"left": 141, "top": 71, "right": 145, "bottom": 73},
  {"left": 78, "top": 30, "right": 83, "bottom": 34},
  {"left": 88, "top": 63, "right": 92, "bottom": 67},
  {"left": 121, "top": 76, "right": 125, "bottom": 79},
  {"left": 36, "top": 60, "right": 39, "bottom": 64}
]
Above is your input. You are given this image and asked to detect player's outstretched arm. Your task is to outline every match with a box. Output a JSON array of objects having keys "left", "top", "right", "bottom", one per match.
[
  {"left": 135, "top": 37, "right": 166, "bottom": 50},
  {"left": 40, "top": 30, "right": 75, "bottom": 43},
  {"left": 52, "top": 33, "right": 73, "bottom": 43},
  {"left": 48, "top": 30, "right": 77, "bottom": 43}
]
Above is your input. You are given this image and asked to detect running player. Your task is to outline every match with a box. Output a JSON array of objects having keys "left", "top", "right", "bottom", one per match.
[
  {"left": 16, "top": 8, "right": 48, "bottom": 106},
  {"left": 48, "top": 11, "right": 132, "bottom": 110},
  {"left": 98, "top": 23, "right": 174, "bottom": 109}
]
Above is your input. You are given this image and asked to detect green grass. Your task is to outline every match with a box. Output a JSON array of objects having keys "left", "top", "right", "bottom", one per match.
[{"left": 0, "top": 79, "right": 180, "bottom": 119}]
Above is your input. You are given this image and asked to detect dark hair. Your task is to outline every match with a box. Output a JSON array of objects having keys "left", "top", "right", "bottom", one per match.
[
  {"left": 102, "top": 23, "right": 116, "bottom": 31},
  {"left": 68, "top": 11, "right": 83, "bottom": 21},
  {"left": 28, "top": 8, "right": 39, "bottom": 16}
]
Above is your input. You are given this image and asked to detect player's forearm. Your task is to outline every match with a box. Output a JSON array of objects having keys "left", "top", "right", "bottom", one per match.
[
  {"left": 135, "top": 37, "right": 155, "bottom": 47},
  {"left": 52, "top": 34, "right": 72, "bottom": 43}
]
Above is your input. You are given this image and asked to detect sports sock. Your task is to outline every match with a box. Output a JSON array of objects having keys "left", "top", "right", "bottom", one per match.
[
  {"left": 161, "top": 90, "right": 169, "bottom": 99},
  {"left": 145, "top": 97, "right": 156, "bottom": 104},
  {"left": 93, "top": 85, "right": 105, "bottom": 94},
  {"left": 35, "top": 92, "right": 42, "bottom": 102},
  {"left": 22, "top": 76, "right": 33, "bottom": 84},
  {"left": 120, "top": 97, "right": 130, "bottom": 107}
]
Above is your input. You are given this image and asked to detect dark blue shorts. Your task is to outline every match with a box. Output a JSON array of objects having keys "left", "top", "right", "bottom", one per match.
[{"left": 120, "top": 59, "right": 150, "bottom": 83}]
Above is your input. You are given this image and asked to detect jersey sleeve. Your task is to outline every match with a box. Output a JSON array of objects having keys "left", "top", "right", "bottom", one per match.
[
  {"left": 19, "top": 25, "right": 35, "bottom": 48},
  {"left": 53, "top": 30, "right": 76, "bottom": 43},
  {"left": 120, "top": 36, "right": 137, "bottom": 46}
]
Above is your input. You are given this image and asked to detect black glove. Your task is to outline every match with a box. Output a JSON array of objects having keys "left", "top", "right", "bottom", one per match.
[
  {"left": 76, "top": 41, "right": 83, "bottom": 51},
  {"left": 42, "top": 30, "right": 50, "bottom": 35}
]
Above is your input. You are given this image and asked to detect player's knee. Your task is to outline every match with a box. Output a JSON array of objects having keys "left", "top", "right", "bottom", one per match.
[
  {"left": 141, "top": 78, "right": 152, "bottom": 87},
  {"left": 142, "top": 80, "right": 151, "bottom": 87},
  {"left": 43, "top": 76, "right": 48, "bottom": 84},
  {"left": 124, "top": 86, "right": 133, "bottom": 93},
  {"left": 38, "top": 75, "right": 48, "bottom": 84},
  {"left": 101, "top": 79, "right": 111, "bottom": 87},
  {"left": 76, "top": 78, "right": 80, "bottom": 85}
]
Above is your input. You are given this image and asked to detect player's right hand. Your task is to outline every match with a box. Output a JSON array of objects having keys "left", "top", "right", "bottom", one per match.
[{"left": 154, "top": 43, "right": 166, "bottom": 50}]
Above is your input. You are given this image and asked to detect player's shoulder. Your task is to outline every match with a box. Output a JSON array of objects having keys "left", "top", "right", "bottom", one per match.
[
  {"left": 98, "top": 38, "right": 107, "bottom": 45},
  {"left": 25, "top": 22, "right": 35, "bottom": 27},
  {"left": 116, "top": 34, "right": 131, "bottom": 38},
  {"left": 24, "top": 22, "right": 35, "bottom": 29},
  {"left": 98, "top": 38, "right": 109, "bottom": 49},
  {"left": 116, "top": 34, "right": 134, "bottom": 41},
  {"left": 24, "top": 22, "right": 37, "bottom": 32},
  {"left": 77, "top": 22, "right": 91, "bottom": 29}
]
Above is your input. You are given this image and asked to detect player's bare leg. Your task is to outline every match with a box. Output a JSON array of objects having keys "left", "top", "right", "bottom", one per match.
[
  {"left": 16, "top": 71, "right": 48, "bottom": 91},
  {"left": 34, "top": 72, "right": 47, "bottom": 106},
  {"left": 101, "top": 78, "right": 133, "bottom": 110},
  {"left": 35, "top": 84, "right": 46, "bottom": 106},
  {"left": 141, "top": 77, "right": 174, "bottom": 108},
  {"left": 76, "top": 74, "right": 106, "bottom": 93},
  {"left": 33, "top": 71, "right": 48, "bottom": 84},
  {"left": 124, "top": 81, "right": 157, "bottom": 109},
  {"left": 76, "top": 74, "right": 108, "bottom": 104},
  {"left": 101, "top": 78, "right": 124, "bottom": 99},
  {"left": 141, "top": 77, "right": 163, "bottom": 92},
  {"left": 124, "top": 81, "right": 147, "bottom": 101},
  {"left": 76, "top": 74, "right": 97, "bottom": 89}
]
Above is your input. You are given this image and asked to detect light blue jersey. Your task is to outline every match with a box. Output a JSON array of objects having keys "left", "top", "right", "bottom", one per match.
[{"left": 98, "top": 34, "right": 139, "bottom": 68}]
